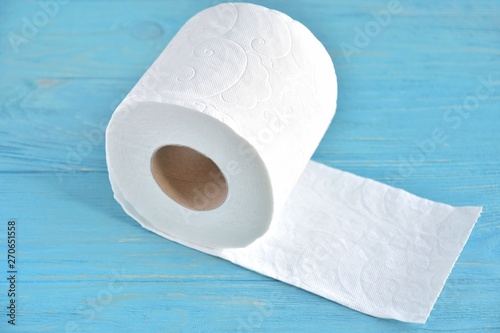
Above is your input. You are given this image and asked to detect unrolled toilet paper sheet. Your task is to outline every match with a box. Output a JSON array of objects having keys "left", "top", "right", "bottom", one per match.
[
  {"left": 112, "top": 161, "right": 481, "bottom": 323},
  {"left": 106, "top": 2, "right": 482, "bottom": 323}
]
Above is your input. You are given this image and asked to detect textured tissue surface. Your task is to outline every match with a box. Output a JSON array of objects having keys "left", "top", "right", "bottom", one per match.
[{"left": 106, "top": 2, "right": 482, "bottom": 323}]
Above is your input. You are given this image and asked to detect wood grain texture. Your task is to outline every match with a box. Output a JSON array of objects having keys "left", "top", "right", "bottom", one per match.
[{"left": 0, "top": 0, "right": 499, "bottom": 332}]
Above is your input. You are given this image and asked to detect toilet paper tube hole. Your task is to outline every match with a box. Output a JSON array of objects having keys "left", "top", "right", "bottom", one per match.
[{"left": 151, "top": 145, "right": 228, "bottom": 211}]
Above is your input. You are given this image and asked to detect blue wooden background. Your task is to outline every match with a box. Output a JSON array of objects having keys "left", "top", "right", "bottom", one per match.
[{"left": 1, "top": 0, "right": 499, "bottom": 332}]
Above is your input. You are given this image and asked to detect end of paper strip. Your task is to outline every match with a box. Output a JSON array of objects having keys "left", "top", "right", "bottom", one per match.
[{"left": 420, "top": 206, "right": 483, "bottom": 324}]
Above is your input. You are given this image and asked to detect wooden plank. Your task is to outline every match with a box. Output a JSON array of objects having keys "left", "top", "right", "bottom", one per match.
[
  {"left": 0, "top": 0, "right": 499, "bottom": 331},
  {"left": 1, "top": 172, "right": 499, "bottom": 332}
]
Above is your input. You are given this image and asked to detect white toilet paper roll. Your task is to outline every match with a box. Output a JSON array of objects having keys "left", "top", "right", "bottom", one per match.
[{"left": 106, "top": 2, "right": 481, "bottom": 323}]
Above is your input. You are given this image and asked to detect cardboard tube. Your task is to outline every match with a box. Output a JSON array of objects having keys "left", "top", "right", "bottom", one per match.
[{"left": 151, "top": 145, "right": 228, "bottom": 211}]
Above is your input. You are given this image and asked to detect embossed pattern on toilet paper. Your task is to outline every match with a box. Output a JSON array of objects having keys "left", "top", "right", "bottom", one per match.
[
  {"left": 127, "top": 2, "right": 336, "bottom": 214},
  {"left": 106, "top": 2, "right": 482, "bottom": 324},
  {"left": 218, "top": 162, "right": 481, "bottom": 323}
]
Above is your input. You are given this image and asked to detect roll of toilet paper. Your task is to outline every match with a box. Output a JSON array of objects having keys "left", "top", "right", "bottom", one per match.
[{"left": 106, "top": 2, "right": 481, "bottom": 323}]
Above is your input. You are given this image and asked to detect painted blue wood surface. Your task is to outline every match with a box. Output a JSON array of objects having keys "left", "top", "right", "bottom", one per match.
[{"left": 1, "top": 0, "right": 499, "bottom": 332}]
